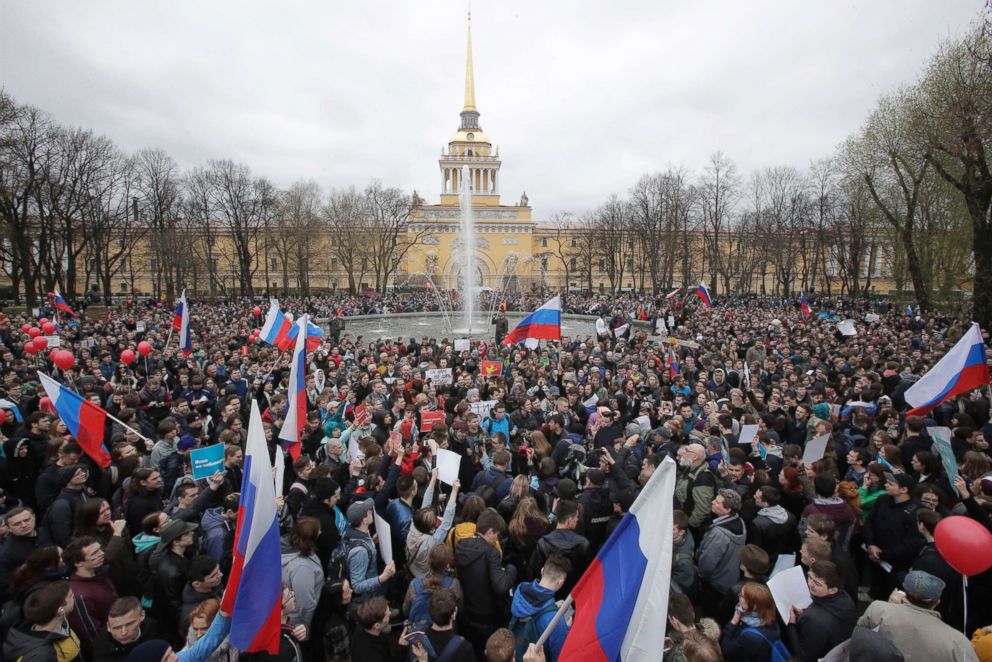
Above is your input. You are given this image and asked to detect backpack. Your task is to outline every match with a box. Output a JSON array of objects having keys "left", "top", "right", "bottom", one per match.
[
  {"left": 407, "top": 576, "right": 455, "bottom": 632},
  {"left": 509, "top": 603, "right": 557, "bottom": 662},
  {"left": 557, "top": 442, "right": 587, "bottom": 481},
  {"left": 473, "top": 472, "right": 509, "bottom": 507},
  {"left": 742, "top": 627, "right": 791, "bottom": 662},
  {"left": 327, "top": 536, "right": 368, "bottom": 581}
]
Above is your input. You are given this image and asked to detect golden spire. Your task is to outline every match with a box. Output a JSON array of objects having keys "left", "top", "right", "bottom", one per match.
[{"left": 463, "top": 8, "right": 477, "bottom": 112}]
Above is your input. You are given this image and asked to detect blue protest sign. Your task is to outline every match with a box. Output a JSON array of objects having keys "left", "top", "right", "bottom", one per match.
[
  {"left": 927, "top": 426, "right": 959, "bottom": 496},
  {"left": 190, "top": 443, "right": 225, "bottom": 481}
]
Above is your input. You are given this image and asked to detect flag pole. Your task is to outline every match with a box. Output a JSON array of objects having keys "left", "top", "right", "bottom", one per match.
[
  {"left": 535, "top": 594, "right": 573, "bottom": 650},
  {"left": 256, "top": 347, "right": 289, "bottom": 395}
]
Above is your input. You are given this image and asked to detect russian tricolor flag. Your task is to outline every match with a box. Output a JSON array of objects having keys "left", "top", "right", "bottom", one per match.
[
  {"left": 694, "top": 282, "right": 713, "bottom": 308},
  {"left": 278, "top": 315, "right": 308, "bottom": 460},
  {"left": 222, "top": 401, "right": 282, "bottom": 654},
  {"left": 905, "top": 323, "right": 989, "bottom": 416},
  {"left": 173, "top": 290, "right": 192, "bottom": 355},
  {"left": 800, "top": 292, "right": 812, "bottom": 319},
  {"left": 51, "top": 291, "right": 75, "bottom": 317},
  {"left": 560, "top": 456, "right": 676, "bottom": 661},
  {"left": 287, "top": 318, "right": 324, "bottom": 352},
  {"left": 38, "top": 373, "right": 111, "bottom": 468},
  {"left": 502, "top": 295, "right": 561, "bottom": 349},
  {"left": 259, "top": 299, "right": 294, "bottom": 350}
]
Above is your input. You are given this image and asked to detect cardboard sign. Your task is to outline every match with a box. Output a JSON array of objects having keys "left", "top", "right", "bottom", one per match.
[
  {"left": 190, "top": 444, "right": 225, "bottom": 480},
  {"left": 927, "top": 426, "right": 959, "bottom": 495},
  {"left": 469, "top": 400, "right": 498, "bottom": 421},
  {"left": 435, "top": 448, "right": 462, "bottom": 486},
  {"left": 420, "top": 410, "right": 445, "bottom": 432},
  {"left": 425, "top": 368, "right": 453, "bottom": 385},
  {"left": 481, "top": 360, "right": 503, "bottom": 377},
  {"left": 454, "top": 338, "right": 470, "bottom": 352},
  {"left": 354, "top": 402, "right": 370, "bottom": 427}
]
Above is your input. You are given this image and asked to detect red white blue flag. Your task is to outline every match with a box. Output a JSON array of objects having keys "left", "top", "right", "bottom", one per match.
[
  {"left": 51, "top": 290, "right": 75, "bottom": 317},
  {"left": 694, "top": 282, "right": 713, "bottom": 308},
  {"left": 222, "top": 401, "right": 282, "bottom": 654},
  {"left": 38, "top": 373, "right": 111, "bottom": 468},
  {"left": 173, "top": 289, "right": 192, "bottom": 355},
  {"left": 800, "top": 292, "right": 812, "bottom": 319},
  {"left": 905, "top": 323, "right": 989, "bottom": 417},
  {"left": 502, "top": 295, "right": 561, "bottom": 349},
  {"left": 561, "top": 456, "right": 676, "bottom": 661},
  {"left": 278, "top": 315, "right": 308, "bottom": 460}
]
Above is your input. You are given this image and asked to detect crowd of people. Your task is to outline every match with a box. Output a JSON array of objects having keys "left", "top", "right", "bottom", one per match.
[{"left": 0, "top": 289, "right": 990, "bottom": 662}]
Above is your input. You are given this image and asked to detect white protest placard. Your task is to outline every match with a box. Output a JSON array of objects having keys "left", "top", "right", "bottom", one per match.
[
  {"left": 136, "top": 321, "right": 145, "bottom": 332},
  {"left": 770, "top": 553, "right": 796, "bottom": 579},
  {"left": 767, "top": 564, "right": 811, "bottom": 622},
  {"left": 425, "top": 368, "right": 453, "bottom": 386},
  {"left": 348, "top": 433, "right": 361, "bottom": 464},
  {"left": 373, "top": 511, "right": 393, "bottom": 565},
  {"left": 802, "top": 434, "right": 830, "bottom": 465},
  {"left": 837, "top": 319, "right": 857, "bottom": 336},
  {"left": 43, "top": 335, "right": 61, "bottom": 348},
  {"left": 737, "top": 424, "right": 760, "bottom": 447},
  {"left": 613, "top": 324, "right": 629, "bottom": 338},
  {"left": 667, "top": 315, "right": 675, "bottom": 329},
  {"left": 273, "top": 444, "right": 285, "bottom": 498},
  {"left": 469, "top": 400, "right": 498, "bottom": 421},
  {"left": 865, "top": 313, "right": 879, "bottom": 323},
  {"left": 454, "top": 338, "right": 470, "bottom": 352},
  {"left": 435, "top": 448, "right": 462, "bottom": 486}
]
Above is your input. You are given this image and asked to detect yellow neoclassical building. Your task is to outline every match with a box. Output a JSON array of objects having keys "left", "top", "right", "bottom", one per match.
[{"left": 404, "top": 14, "right": 541, "bottom": 294}]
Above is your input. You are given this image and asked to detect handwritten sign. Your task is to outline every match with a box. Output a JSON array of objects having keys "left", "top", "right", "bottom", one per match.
[
  {"left": 454, "top": 338, "right": 470, "bottom": 352},
  {"left": 190, "top": 444, "right": 225, "bottom": 481},
  {"left": 425, "top": 368, "right": 453, "bottom": 385},
  {"left": 469, "top": 400, "right": 498, "bottom": 421}
]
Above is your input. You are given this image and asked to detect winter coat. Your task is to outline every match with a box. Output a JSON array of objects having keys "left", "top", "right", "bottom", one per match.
[
  {"left": 0, "top": 533, "right": 41, "bottom": 603},
  {"left": 454, "top": 535, "right": 517, "bottom": 625},
  {"left": 298, "top": 499, "right": 341, "bottom": 569},
  {"left": 863, "top": 496, "right": 925, "bottom": 572},
  {"left": 200, "top": 507, "right": 233, "bottom": 564},
  {"left": 2, "top": 623, "right": 82, "bottom": 662},
  {"left": 511, "top": 581, "right": 569, "bottom": 661},
  {"left": 43, "top": 488, "right": 87, "bottom": 548},
  {"left": 720, "top": 621, "right": 781, "bottom": 662},
  {"left": 384, "top": 498, "right": 414, "bottom": 565},
  {"left": 785, "top": 591, "right": 855, "bottom": 662},
  {"left": 280, "top": 538, "right": 324, "bottom": 630},
  {"left": 343, "top": 527, "right": 383, "bottom": 604},
  {"left": 697, "top": 514, "right": 746, "bottom": 595},
  {"left": 858, "top": 600, "right": 977, "bottom": 662},
  {"left": 747, "top": 505, "right": 800, "bottom": 565},
  {"left": 671, "top": 531, "right": 696, "bottom": 595},
  {"left": 179, "top": 581, "right": 223, "bottom": 636},
  {"left": 69, "top": 568, "right": 118, "bottom": 634},
  {"left": 405, "top": 484, "right": 457, "bottom": 578},
  {"left": 528, "top": 529, "right": 591, "bottom": 597},
  {"left": 682, "top": 462, "right": 717, "bottom": 532}
]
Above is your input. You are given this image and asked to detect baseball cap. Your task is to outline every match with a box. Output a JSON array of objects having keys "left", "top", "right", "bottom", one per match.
[{"left": 346, "top": 499, "right": 375, "bottom": 526}]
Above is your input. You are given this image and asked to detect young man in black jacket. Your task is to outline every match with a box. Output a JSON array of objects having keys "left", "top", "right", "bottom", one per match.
[
  {"left": 528, "top": 500, "right": 591, "bottom": 597},
  {"left": 786, "top": 560, "right": 855, "bottom": 662}
]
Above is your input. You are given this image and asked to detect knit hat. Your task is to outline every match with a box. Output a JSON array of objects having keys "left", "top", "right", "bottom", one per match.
[
  {"left": 176, "top": 435, "right": 199, "bottom": 452},
  {"left": 903, "top": 570, "right": 945, "bottom": 601},
  {"left": 812, "top": 403, "right": 831, "bottom": 421},
  {"left": 313, "top": 477, "right": 340, "bottom": 502},
  {"left": 737, "top": 544, "right": 770, "bottom": 577}
]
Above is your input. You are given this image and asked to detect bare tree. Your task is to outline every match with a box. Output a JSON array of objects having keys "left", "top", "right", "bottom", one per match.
[
  {"left": 698, "top": 152, "right": 740, "bottom": 294},
  {"left": 542, "top": 211, "right": 580, "bottom": 302},
  {"left": 182, "top": 166, "right": 223, "bottom": 296},
  {"left": 324, "top": 187, "right": 370, "bottom": 294},
  {"left": 591, "top": 194, "right": 631, "bottom": 292},
  {"left": 87, "top": 152, "right": 146, "bottom": 298},
  {"left": 364, "top": 181, "right": 428, "bottom": 292},
  {"left": 134, "top": 148, "right": 184, "bottom": 299}
]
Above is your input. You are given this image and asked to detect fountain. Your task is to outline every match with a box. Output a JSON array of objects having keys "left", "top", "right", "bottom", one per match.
[{"left": 453, "top": 164, "right": 486, "bottom": 334}]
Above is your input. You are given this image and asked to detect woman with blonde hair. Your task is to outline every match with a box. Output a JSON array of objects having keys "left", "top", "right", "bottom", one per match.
[
  {"left": 497, "top": 475, "right": 532, "bottom": 523},
  {"left": 720, "top": 582, "right": 784, "bottom": 661},
  {"left": 505, "top": 497, "right": 550, "bottom": 581},
  {"left": 529, "top": 430, "right": 552, "bottom": 463}
]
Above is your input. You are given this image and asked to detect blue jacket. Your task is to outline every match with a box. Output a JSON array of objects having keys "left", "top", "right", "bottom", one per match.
[
  {"left": 471, "top": 468, "right": 512, "bottom": 502},
  {"left": 511, "top": 581, "right": 568, "bottom": 661},
  {"left": 483, "top": 415, "right": 514, "bottom": 440},
  {"left": 384, "top": 498, "right": 414, "bottom": 562},
  {"left": 179, "top": 613, "right": 231, "bottom": 662},
  {"left": 200, "top": 507, "right": 232, "bottom": 563}
]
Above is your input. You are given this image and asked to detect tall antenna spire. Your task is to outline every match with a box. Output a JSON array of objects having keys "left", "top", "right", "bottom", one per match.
[{"left": 463, "top": 7, "right": 477, "bottom": 113}]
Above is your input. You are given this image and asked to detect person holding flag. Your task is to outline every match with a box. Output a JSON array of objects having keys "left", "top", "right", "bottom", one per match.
[
  {"left": 279, "top": 315, "right": 309, "bottom": 461},
  {"left": 694, "top": 282, "right": 713, "bottom": 309},
  {"left": 799, "top": 292, "right": 812, "bottom": 319},
  {"left": 904, "top": 322, "right": 989, "bottom": 416},
  {"left": 173, "top": 289, "right": 193, "bottom": 355},
  {"left": 50, "top": 290, "right": 76, "bottom": 317},
  {"left": 503, "top": 295, "right": 561, "bottom": 349}
]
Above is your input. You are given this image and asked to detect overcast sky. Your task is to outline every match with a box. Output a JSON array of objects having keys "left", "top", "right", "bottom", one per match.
[{"left": 1, "top": 1, "right": 984, "bottom": 219}]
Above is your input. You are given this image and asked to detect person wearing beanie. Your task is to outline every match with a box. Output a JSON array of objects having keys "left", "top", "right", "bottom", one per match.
[
  {"left": 299, "top": 476, "right": 344, "bottom": 568},
  {"left": 858, "top": 570, "right": 975, "bottom": 661}
]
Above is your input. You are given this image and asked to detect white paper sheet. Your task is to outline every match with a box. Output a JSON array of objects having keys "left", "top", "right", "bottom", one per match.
[
  {"left": 454, "top": 338, "right": 470, "bottom": 352},
  {"left": 435, "top": 448, "right": 462, "bottom": 486},
  {"left": 373, "top": 511, "right": 393, "bottom": 565},
  {"left": 767, "top": 564, "right": 812, "bottom": 623},
  {"left": 802, "top": 434, "right": 830, "bottom": 465},
  {"left": 770, "top": 553, "right": 796, "bottom": 579},
  {"left": 737, "top": 424, "right": 760, "bottom": 447}
]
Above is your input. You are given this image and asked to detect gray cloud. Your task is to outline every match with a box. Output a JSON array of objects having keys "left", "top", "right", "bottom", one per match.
[{"left": 0, "top": 1, "right": 981, "bottom": 219}]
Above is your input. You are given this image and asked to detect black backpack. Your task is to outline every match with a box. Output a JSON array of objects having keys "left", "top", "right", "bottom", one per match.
[{"left": 473, "top": 472, "right": 509, "bottom": 507}]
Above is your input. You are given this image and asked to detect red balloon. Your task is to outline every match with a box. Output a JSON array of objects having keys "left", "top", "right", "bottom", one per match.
[
  {"left": 48, "top": 349, "right": 58, "bottom": 363},
  {"left": 39, "top": 318, "right": 50, "bottom": 325},
  {"left": 253, "top": 306, "right": 262, "bottom": 317},
  {"left": 27, "top": 326, "right": 41, "bottom": 338},
  {"left": 23, "top": 341, "right": 37, "bottom": 355},
  {"left": 120, "top": 349, "right": 136, "bottom": 365},
  {"left": 32, "top": 336, "right": 48, "bottom": 351},
  {"left": 41, "top": 322, "right": 56, "bottom": 335},
  {"left": 0, "top": 409, "right": 6, "bottom": 426},
  {"left": 934, "top": 515, "right": 992, "bottom": 576},
  {"left": 249, "top": 335, "right": 257, "bottom": 344},
  {"left": 53, "top": 350, "right": 75, "bottom": 370},
  {"left": 137, "top": 341, "right": 153, "bottom": 357},
  {"left": 21, "top": 323, "right": 32, "bottom": 334}
]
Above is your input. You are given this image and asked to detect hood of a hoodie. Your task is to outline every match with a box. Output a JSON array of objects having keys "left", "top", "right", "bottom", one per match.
[
  {"left": 541, "top": 529, "right": 587, "bottom": 554},
  {"left": 511, "top": 580, "right": 555, "bottom": 618},
  {"left": 201, "top": 506, "right": 228, "bottom": 532},
  {"left": 132, "top": 533, "right": 161, "bottom": 554},
  {"left": 2, "top": 625, "right": 70, "bottom": 659},
  {"left": 757, "top": 505, "right": 790, "bottom": 525},
  {"left": 712, "top": 514, "right": 746, "bottom": 542},
  {"left": 454, "top": 535, "right": 491, "bottom": 568}
]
